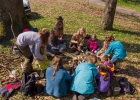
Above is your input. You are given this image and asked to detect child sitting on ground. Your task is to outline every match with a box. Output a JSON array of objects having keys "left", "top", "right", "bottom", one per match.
[
  {"left": 87, "top": 34, "right": 99, "bottom": 54},
  {"left": 69, "top": 28, "right": 87, "bottom": 55},
  {"left": 96, "top": 64, "right": 111, "bottom": 96},
  {"left": 47, "top": 28, "right": 66, "bottom": 55},
  {"left": 100, "top": 54, "right": 115, "bottom": 78},
  {"left": 97, "top": 41, "right": 109, "bottom": 58}
]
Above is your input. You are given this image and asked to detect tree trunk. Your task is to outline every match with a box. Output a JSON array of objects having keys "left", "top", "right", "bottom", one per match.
[
  {"left": 101, "top": 0, "right": 117, "bottom": 30},
  {"left": 0, "top": 0, "right": 31, "bottom": 40}
]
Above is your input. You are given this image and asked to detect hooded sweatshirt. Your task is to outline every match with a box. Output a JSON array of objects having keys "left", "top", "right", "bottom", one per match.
[{"left": 71, "top": 62, "right": 97, "bottom": 94}]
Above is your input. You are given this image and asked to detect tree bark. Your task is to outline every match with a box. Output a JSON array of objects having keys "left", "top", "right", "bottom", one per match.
[
  {"left": 0, "top": 0, "right": 31, "bottom": 40},
  {"left": 101, "top": 0, "right": 117, "bottom": 30}
]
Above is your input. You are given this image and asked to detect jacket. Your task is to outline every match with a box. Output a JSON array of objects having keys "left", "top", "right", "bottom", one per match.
[
  {"left": 104, "top": 40, "right": 126, "bottom": 59},
  {"left": 44, "top": 66, "right": 72, "bottom": 97},
  {"left": 71, "top": 62, "right": 97, "bottom": 94}
]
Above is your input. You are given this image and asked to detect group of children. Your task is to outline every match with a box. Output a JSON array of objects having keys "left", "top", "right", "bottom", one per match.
[{"left": 16, "top": 16, "right": 127, "bottom": 99}]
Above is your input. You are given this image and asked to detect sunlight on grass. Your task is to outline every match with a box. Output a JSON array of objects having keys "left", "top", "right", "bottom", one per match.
[{"left": 118, "top": 0, "right": 140, "bottom": 12}]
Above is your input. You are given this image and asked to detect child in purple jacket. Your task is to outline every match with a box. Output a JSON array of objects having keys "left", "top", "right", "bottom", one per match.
[
  {"left": 96, "top": 64, "right": 111, "bottom": 96},
  {"left": 87, "top": 34, "right": 99, "bottom": 54}
]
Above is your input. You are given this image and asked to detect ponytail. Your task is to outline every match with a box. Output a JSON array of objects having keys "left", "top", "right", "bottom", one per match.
[{"left": 51, "top": 56, "right": 63, "bottom": 78}]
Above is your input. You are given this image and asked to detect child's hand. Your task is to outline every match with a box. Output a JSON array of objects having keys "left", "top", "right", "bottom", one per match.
[
  {"left": 58, "top": 37, "right": 62, "bottom": 40},
  {"left": 75, "top": 41, "right": 78, "bottom": 44}
]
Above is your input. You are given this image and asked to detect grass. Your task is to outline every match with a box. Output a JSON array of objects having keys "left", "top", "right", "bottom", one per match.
[
  {"left": 117, "top": 0, "right": 140, "bottom": 12},
  {"left": 0, "top": 0, "right": 140, "bottom": 99},
  {"left": 101, "top": 0, "right": 140, "bottom": 12}
]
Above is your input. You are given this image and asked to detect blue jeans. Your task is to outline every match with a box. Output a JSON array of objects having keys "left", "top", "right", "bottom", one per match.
[
  {"left": 111, "top": 58, "right": 121, "bottom": 68},
  {"left": 47, "top": 44, "right": 66, "bottom": 54}
]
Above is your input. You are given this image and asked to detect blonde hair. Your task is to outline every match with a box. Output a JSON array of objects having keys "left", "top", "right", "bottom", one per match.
[
  {"left": 51, "top": 56, "right": 63, "bottom": 77},
  {"left": 39, "top": 28, "right": 50, "bottom": 45},
  {"left": 85, "top": 55, "right": 97, "bottom": 64},
  {"left": 76, "top": 28, "right": 86, "bottom": 37}
]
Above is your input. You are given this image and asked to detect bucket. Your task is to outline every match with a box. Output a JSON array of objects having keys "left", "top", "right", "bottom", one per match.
[{"left": 113, "top": 87, "right": 121, "bottom": 95}]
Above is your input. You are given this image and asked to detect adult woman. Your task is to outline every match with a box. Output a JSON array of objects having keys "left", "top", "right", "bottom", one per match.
[
  {"left": 71, "top": 55, "right": 98, "bottom": 99},
  {"left": 44, "top": 56, "right": 72, "bottom": 98},
  {"left": 69, "top": 28, "right": 86, "bottom": 55},
  {"left": 104, "top": 35, "right": 126, "bottom": 68},
  {"left": 16, "top": 28, "right": 50, "bottom": 73},
  {"left": 47, "top": 28, "right": 66, "bottom": 55}
]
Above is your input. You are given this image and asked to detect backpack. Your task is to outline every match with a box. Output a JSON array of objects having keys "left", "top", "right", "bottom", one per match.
[
  {"left": 20, "top": 72, "right": 36, "bottom": 96},
  {"left": 0, "top": 81, "right": 21, "bottom": 99},
  {"left": 119, "top": 77, "right": 135, "bottom": 94}
]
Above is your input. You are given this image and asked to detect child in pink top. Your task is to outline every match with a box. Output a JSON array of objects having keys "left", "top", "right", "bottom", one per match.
[{"left": 87, "top": 34, "right": 99, "bottom": 53}]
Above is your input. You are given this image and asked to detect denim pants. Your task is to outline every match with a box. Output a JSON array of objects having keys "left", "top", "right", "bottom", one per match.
[
  {"left": 47, "top": 44, "right": 66, "bottom": 54},
  {"left": 111, "top": 58, "right": 121, "bottom": 68}
]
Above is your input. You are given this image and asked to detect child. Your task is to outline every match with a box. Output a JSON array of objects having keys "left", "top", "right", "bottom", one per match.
[
  {"left": 96, "top": 64, "right": 111, "bottom": 96},
  {"left": 44, "top": 56, "right": 72, "bottom": 98},
  {"left": 87, "top": 34, "right": 99, "bottom": 54},
  {"left": 71, "top": 55, "right": 98, "bottom": 99},
  {"left": 69, "top": 28, "right": 86, "bottom": 55},
  {"left": 47, "top": 28, "right": 66, "bottom": 55},
  {"left": 100, "top": 54, "right": 115, "bottom": 78},
  {"left": 97, "top": 41, "right": 109, "bottom": 58}
]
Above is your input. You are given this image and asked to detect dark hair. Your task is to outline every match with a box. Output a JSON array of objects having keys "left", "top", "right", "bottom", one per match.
[
  {"left": 54, "top": 21, "right": 63, "bottom": 36},
  {"left": 99, "top": 64, "right": 109, "bottom": 81},
  {"left": 51, "top": 56, "right": 63, "bottom": 77},
  {"left": 39, "top": 28, "right": 50, "bottom": 45},
  {"left": 57, "top": 16, "right": 63, "bottom": 21}
]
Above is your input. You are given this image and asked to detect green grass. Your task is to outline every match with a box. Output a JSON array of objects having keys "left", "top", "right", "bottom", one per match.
[
  {"left": 0, "top": 0, "right": 140, "bottom": 99},
  {"left": 117, "top": 0, "right": 140, "bottom": 12}
]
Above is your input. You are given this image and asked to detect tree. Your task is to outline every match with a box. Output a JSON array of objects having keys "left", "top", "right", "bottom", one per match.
[
  {"left": 0, "top": 0, "right": 31, "bottom": 40},
  {"left": 101, "top": 0, "right": 117, "bottom": 30}
]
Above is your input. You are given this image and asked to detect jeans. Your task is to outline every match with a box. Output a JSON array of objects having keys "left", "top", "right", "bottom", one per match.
[
  {"left": 111, "top": 58, "right": 121, "bottom": 68},
  {"left": 47, "top": 44, "right": 66, "bottom": 54}
]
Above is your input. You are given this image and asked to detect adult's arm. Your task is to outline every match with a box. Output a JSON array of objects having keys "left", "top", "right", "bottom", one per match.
[
  {"left": 104, "top": 44, "right": 113, "bottom": 54},
  {"left": 34, "top": 41, "right": 44, "bottom": 60}
]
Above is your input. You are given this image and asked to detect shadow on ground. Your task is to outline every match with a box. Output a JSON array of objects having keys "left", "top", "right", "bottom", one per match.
[
  {"left": 113, "top": 28, "right": 140, "bottom": 36},
  {"left": 119, "top": 64, "right": 140, "bottom": 79},
  {"left": 27, "top": 12, "right": 43, "bottom": 21}
]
